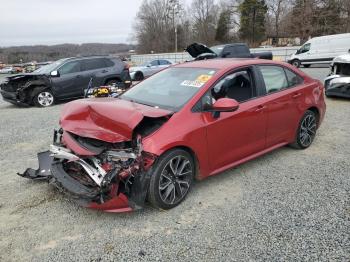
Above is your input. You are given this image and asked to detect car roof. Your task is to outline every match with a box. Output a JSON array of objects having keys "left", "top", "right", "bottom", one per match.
[{"left": 175, "top": 58, "right": 288, "bottom": 70}]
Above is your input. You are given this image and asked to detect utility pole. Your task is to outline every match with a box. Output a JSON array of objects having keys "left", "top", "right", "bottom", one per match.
[{"left": 169, "top": 0, "right": 180, "bottom": 53}]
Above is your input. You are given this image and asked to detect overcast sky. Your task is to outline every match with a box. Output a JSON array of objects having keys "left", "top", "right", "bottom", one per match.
[{"left": 0, "top": 0, "right": 146, "bottom": 47}]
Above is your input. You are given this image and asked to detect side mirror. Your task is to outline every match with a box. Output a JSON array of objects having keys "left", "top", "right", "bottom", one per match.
[
  {"left": 210, "top": 98, "right": 239, "bottom": 118},
  {"left": 50, "top": 70, "right": 60, "bottom": 77},
  {"left": 222, "top": 52, "right": 230, "bottom": 58},
  {"left": 212, "top": 98, "right": 239, "bottom": 112}
]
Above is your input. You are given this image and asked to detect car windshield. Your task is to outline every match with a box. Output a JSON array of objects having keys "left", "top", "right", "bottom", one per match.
[
  {"left": 34, "top": 59, "right": 67, "bottom": 74},
  {"left": 121, "top": 67, "right": 217, "bottom": 111}
]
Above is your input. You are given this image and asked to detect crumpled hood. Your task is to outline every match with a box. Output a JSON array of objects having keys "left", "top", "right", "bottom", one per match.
[{"left": 60, "top": 98, "right": 173, "bottom": 143}]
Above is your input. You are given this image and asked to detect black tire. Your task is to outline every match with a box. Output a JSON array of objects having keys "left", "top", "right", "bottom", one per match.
[
  {"left": 303, "top": 64, "right": 311, "bottom": 68},
  {"left": 290, "top": 110, "right": 317, "bottom": 149},
  {"left": 134, "top": 72, "right": 144, "bottom": 81},
  {"left": 291, "top": 59, "right": 301, "bottom": 68},
  {"left": 147, "top": 149, "right": 195, "bottom": 210},
  {"left": 33, "top": 89, "right": 55, "bottom": 107}
]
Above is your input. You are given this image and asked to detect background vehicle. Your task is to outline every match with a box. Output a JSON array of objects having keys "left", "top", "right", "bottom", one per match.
[
  {"left": 0, "top": 67, "right": 16, "bottom": 74},
  {"left": 288, "top": 33, "right": 350, "bottom": 68},
  {"left": 21, "top": 59, "right": 326, "bottom": 212},
  {"left": 0, "top": 56, "right": 131, "bottom": 107},
  {"left": 186, "top": 43, "right": 273, "bottom": 61},
  {"left": 324, "top": 53, "right": 350, "bottom": 98},
  {"left": 129, "top": 59, "right": 174, "bottom": 81}
]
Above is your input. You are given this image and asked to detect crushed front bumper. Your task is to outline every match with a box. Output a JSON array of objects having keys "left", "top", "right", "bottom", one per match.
[
  {"left": 19, "top": 151, "right": 137, "bottom": 212},
  {"left": 0, "top": 89, "right": 31, "bottom": 106}
]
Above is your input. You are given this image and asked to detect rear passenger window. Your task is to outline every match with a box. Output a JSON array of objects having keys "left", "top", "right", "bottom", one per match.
[
  {"left": 284, "top": 68, "right": 303, "bottom": 87},
  {"left": 83, "top": 58, "right": 106, "bottom": 71},
  {"left": 104, "top": 58, "right": 114, "bottom": 67},
  {"left": 259, "top": 66, "right": 288, "bottom": 94}
]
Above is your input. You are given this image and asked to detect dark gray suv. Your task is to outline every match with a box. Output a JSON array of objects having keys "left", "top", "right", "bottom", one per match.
[{"left": 0, "top": 56, "right": 132, "bottom": 107}]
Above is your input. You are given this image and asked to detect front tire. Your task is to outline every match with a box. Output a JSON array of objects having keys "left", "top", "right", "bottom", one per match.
[
  {"left": 147, "top": 149, "right": 195, "bottom": 210},
  {"left": 303, "top": 64, "right": 311, "bottom": 68},
  {"left": 292, "top": 59, "right": 301, "bottom": 68},
  {"left": 33, "top": 90, "right": 55, "bottom": 107},
  {"left": 290, "top": 110, "right": 317, "bottom": 149},
  {"left": 134, "top": 72, "right": 144, "bottom": 81}
]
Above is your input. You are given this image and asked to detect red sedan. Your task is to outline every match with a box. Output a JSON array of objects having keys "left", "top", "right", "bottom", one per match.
[{"left": 20, "top": 59, "right": 326, "bottom": 212}]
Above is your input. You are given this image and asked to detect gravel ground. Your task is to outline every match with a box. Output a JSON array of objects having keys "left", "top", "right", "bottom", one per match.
[{"left": 0, "top": 68, "right": 349, "bottom": 261}]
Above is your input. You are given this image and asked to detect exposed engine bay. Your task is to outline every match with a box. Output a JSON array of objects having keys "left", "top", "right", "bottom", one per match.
[
  {"left": 0, "top": 74, "right": 50, "bottom": 105},
  {"left": 18, "top": 98, "right": 173, "bottom": 211},
  {"left": 19, "top": 129, "right": 158, "bottom": 211}
]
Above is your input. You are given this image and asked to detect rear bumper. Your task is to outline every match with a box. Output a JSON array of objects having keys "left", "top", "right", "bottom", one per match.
[{"left": 19, "top": 151, "right": 134, "bottom": 212}]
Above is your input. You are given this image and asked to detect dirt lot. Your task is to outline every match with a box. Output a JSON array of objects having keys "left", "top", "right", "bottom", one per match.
[{"left": 0, "top": 68, "right": 349, "bottom": 261}]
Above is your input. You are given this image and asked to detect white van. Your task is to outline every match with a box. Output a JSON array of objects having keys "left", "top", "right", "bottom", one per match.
[{"left": 288, "top": 33, "right": 350, "bottom": 68}]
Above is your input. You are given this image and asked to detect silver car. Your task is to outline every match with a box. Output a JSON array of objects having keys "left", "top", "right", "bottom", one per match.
[{"left": 129, "top": 59, "right": 173, "bottom": 81}]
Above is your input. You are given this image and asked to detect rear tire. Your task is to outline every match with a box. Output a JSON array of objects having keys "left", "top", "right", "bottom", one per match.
[
  {"left": 290, "top": 110, "right": 317, "bottom": 149},
  {"left": 33, "top": 89, "right": 55, "bottom": 107},
  {"left": 147, "top": 149, "right": 195, "bottom": 210}
]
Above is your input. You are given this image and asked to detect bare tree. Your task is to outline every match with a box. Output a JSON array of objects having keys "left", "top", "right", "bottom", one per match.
[
  {"left": 191, "top": 0, "right": 219, "bottom": 45},
  {"left": 266, "top": 0, "right": 291, "bottom": 38}
]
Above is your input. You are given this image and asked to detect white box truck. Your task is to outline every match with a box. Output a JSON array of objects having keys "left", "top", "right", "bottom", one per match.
[{"left": 288, "top": 33, "right": 350, "bottom": 68}]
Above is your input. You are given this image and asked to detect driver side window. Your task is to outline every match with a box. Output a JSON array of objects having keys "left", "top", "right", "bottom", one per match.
[
  {"left": 59, "top": 61, "right": 81, "bottom": 75},
  {"left": 300, "top": 43, "right": 311, "bottom": 54},
  {"left": 200, "top": 68, "right": 255, "bottom": 111},
  {"left": 150, "top": 60, "right": 159, "bottom": 66}
]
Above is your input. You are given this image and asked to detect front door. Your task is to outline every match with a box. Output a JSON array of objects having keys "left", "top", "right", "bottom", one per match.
[
  {"left": 203, "top": 68, "right": 268, "bottom": 172},
  {"left": 52, "top": 60, "right": 82, "bottom": 98}
]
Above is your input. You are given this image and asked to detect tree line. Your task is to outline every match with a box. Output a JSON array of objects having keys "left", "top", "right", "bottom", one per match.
[
  {"left": 0, "top": 43, "right": 134, "bottom": 64},
  {"left": 134, "top": 0, "right": 350, "bottom": 53}
]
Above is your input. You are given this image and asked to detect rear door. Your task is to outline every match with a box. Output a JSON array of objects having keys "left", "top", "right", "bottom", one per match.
[
  {"left": 81, "top": 58, "right": 110, "bottom": 89},
  {"left": 257, "top": 65, "right": 305, "bottom": 147}
]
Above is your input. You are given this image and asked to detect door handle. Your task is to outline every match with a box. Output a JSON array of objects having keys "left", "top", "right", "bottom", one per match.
[
  {"left": 101, "top": 70, "right": 108, "bottom": 73},
  {"left": 255, "top": 105, "right": 266, "bottom": 112},
  {"left": 76, "top": 75, "right": 82, "bottom": 78},
  {"left": 292, "top": 93, "right": 302, "bottom": 99}
]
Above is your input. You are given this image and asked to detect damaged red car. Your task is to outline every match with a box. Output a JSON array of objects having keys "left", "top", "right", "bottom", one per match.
[{"left": 20, "top": 59, "right": 326, "bottom": 212}]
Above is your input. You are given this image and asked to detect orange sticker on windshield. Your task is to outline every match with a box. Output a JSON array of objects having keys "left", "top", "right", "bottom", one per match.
[{"left": 196, "top": 75, "right": 212, "bottom": 83}]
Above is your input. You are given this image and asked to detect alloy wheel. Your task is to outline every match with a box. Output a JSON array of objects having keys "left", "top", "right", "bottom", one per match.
[
  {"left": 158, "top": 155, "right": 193, "bottom": 205},
  {"left": 299, "top": 114, "right": 316, "bottom": 147},
  {"left": 37, "top": 92, "right": 54, "bottom": 107}
]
